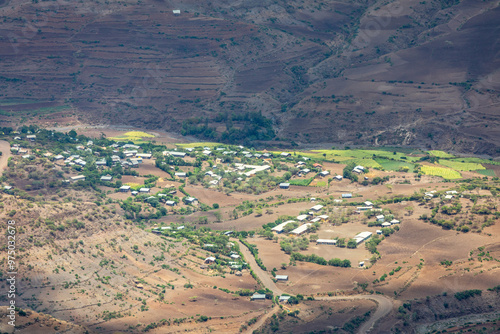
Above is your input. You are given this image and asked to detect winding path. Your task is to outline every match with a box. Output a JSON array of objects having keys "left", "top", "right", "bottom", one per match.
[{"left": 236, "top": 240, "right": 393, "bottom": 333}]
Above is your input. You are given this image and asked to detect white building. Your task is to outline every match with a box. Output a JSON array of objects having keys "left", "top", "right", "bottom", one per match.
[
  {"left": 353, "top": 231, "right": 372, "bottom": 244},
  {"left": 290, "top": 223, "right": 312, "bottom": 236},
  {"left": 310, "top": 204, "right": 324, "bottom": 212},
  {"left": 271, "top": 220, "right": 294, "bottom": 233},
  {"left": 316, "top": 239, "right": 337, "bottom": 245}
]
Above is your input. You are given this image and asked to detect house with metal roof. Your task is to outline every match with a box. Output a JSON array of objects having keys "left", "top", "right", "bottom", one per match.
[
  {"left": 279, "top": 295, "right": 291, "bottom": 303},
  {"left": 316, "top": 239, "right": 337, "bottom": 245},
  {"left": 251, "top": 294, "right": 267, "bottom": 300},
  {"left": 290, "top": 223, "right": 311, "bottom": 236},
  {"left": 119, "top": 185, "right": 131, "bottom": 192},
  {"left": 353, "top": 231, "right": 372, "bottom": 244},
  {"left": 271, "top": 221, "right": 294, "bottom": 233},
  {"left": 100, "top": 175, "right": 113, "bottom": 182},
  {"left": 296, "top": 214, "right": 309, "bottom": 222},
  {"left": 184, "top": 197, "right": 197, "bottom": 204},
  {"left": 70, "top": 175, "right": 86, "bottom": 182},
  {"left": 310, "top": 204, "right": 324, "bottom": 212}
]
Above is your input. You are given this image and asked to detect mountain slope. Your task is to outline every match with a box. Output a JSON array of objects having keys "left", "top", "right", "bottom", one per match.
[{"left": 0, "top": 0, "right": 498, "bottom": 153}]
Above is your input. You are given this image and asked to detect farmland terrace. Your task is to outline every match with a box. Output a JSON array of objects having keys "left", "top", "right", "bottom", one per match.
[{"left": 0, "top": 0, "right": 499, "bottom": 154}]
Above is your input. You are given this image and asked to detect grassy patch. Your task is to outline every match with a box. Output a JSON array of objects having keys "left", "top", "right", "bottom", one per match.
[
  {"left": 109, "top": 131, "right": 155, "bottom": 143},
  {"left": 428, "top": 150, "right": 454, "bottom": 158},
  {"left": 438, "top": 160, "right": 485, "bottom": 171},
  {"left": 420, "top": 165, "right": 462, "bottom": 179},
  {"left": 348, "top": 158, "right": 382, "bottom": 168},
  {"left": 315, "top": 181, "right": 327, "bottom": 187},
  {"left": 476, "top": 169, "right": 496, "bottom": 177},
  {"left": 375, "top": 158, "right": 415, "bottom": 171},
  {"left": 289, "top": 178, "right": 314, "bottom": 186}
]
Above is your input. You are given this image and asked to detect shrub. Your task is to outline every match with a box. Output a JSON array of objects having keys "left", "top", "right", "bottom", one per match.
[{"left": 454, "top": 289, "right": 482, "bottom": 301}]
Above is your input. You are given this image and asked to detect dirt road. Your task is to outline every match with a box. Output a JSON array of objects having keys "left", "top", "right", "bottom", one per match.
[
  {"left": 237, "top": 240, "right": 285, "bottom": 296},
  {"left": 316, "top": 295, "right": 393, "bottom": 333},
  {"left": 0, "top": 140, "right": 12, "bottom": 175},
  {"left": 237, "top": 239, "right": 393, "bottom": 333}
]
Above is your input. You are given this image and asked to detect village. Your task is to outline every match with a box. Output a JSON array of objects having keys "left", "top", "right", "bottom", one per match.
[{"left": 1, "top": 127, "right": 500, "bottom": 333}]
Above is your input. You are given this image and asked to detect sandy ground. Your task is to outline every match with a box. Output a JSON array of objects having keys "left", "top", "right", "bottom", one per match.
[{"left": 0, "top": 140, "right": 12, "bottom": 175}]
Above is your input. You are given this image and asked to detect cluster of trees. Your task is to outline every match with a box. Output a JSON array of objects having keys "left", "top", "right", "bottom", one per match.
[
  {"left": 222, "top": 171, "right": 291, "bottom": 195},
  {"left": 280, "top": 237, "right": 309, "bottom": 254},
  {"left": 441, "top": 202, "right": 462, "bottom": 215},
  {"left": 180, "top": 111, "right": 275, "bottom": 144},
  {"left": 454, "top": 289, "right": 482, "bottom": 301},
  {"left": 343, "top": 162, "right": 359, "bottom": 182},
  {"left": 290, "top": 253, "right": 351, "bottom": 267}
]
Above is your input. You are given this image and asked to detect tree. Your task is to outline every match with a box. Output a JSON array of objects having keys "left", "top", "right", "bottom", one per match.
[
  {"left": 347, "top": 239, "right": 357, "bottom": 248},
  {"left": 213, "top": 211, "right": 222, "bottom": 222},
  {"left": 337, "top": 238, "right": 346, "bottom": 247}
]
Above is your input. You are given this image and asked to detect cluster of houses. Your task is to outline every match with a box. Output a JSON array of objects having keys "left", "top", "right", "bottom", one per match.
[
  {"left": 425, "top": 190, "right": 459, "bottom": 200},
  {"left": 10, "top": 144, "right": 30, "bottom": 159},
  {"left": 352, "top": 165, "right": 365, "bottom": 174},
  {"left": 374, "top": 214, "right": 400, "bottom": 234},
  {"left": 271, "top": 204, "right": 328, "bottom": 236}
]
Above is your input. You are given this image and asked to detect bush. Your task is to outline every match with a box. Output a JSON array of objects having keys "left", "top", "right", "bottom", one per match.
[{"left": 454, "top": 289, "right": 482, "bottom": 301}]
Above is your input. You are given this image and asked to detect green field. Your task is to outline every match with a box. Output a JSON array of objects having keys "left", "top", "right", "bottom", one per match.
[
  {"left": 363, "top": 146, "right": 424, "bottom": 155},
  {"left": 428, "top": 150, "right": 455, "bottom": 158},
  {"left": 476, "top": 169, "right": 496, "bottom": 177},
  {"left": 420, "top": 165, "right": 462, "bottom": 179},
  {"left": 295, "top": 149, "right": 421, "bottom": 166},
  {"left": 375, "top": 158, "right": 415, "bottom": 171},
  {"left": 347, "top": 158, "right": 382, "bottom": 168},
  {"left": 438, "top": 160, "right": 485, "bottom": 171},
  {"left": 449, "top": 157, "right": 500, "bottom": 166},
  {"left": 289, "top": 178, "right": 314, "bottom": 186}
]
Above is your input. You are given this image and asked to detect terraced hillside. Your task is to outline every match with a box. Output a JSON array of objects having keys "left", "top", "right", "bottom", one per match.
[{"left": 0, "top": 0, "right": 499, "bottom": 154}]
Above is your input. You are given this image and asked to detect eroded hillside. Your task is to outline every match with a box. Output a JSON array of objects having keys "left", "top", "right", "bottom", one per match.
[{"left": 0, "top": 0, "right": 499, "bottom": 153}]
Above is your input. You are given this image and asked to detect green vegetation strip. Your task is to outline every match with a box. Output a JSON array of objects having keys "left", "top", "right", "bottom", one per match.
[
  {"left": 289, "top": 177, "right": 314, "bottom": 186},
  {"left": 374, "top": 158, "right": 415, "bottom": 171},
  {"left": 428, "top": 150, "right": 454, "bottom": 158},
  {"left": 450, "top": 157, "right": 500, "bottom": 166},
  {"left": 476, "top": 169, "right": 496, "bottom": 177},
  {"left": 438, "top": 160, "right": 485, "bottom": 171}
]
